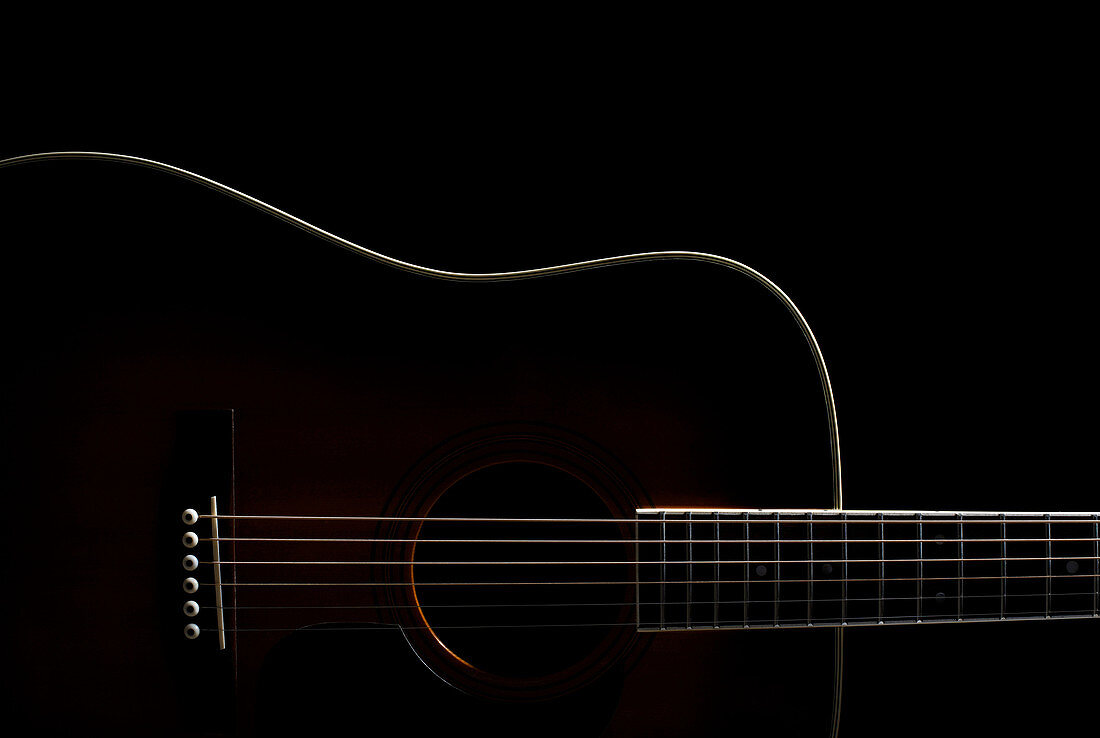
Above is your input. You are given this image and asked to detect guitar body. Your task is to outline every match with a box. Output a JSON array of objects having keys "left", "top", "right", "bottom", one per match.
[
  {"left": 0, "top": 160, "right": 838, "bottom": 736},
  {"left": 6, "top": 152, "right": 1094, "bottom": 736}
]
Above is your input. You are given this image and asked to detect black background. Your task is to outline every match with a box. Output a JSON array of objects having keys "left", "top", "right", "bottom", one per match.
[{"left": 2, "top": 36, "right": 1093, "bottom": 735}]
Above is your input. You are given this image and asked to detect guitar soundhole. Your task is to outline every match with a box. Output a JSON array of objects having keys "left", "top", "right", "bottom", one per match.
[{"left": 412, "top": 462, "right": 634, "bottom": 682}]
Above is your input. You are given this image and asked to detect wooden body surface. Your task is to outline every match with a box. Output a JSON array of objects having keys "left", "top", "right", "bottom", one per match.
[
  {"left": 0, "top": 160, "right": 838, "bottom": 736},
  {"left": 1, "top": 153, "right": 1094, "bottom": 736}
]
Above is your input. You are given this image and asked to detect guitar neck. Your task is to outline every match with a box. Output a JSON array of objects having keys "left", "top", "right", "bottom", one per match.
[{"left": 635, "top": 509, "right": 1100, "bottom": 632}]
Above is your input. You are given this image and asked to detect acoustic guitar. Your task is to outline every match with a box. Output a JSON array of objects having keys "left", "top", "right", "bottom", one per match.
[{"left": 0, "top": 152, "right": 1094, "bottom": 736}]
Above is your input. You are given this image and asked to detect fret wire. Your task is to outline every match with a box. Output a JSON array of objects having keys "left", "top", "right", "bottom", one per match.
[
  {"left": 807, "top": 513, "right": 814, "bottom": 626},
  {"left": 713, "top": 513, "right": 720, "bottom": 629},
  {"left": 655, "top": 514, "right": 664, "bottom": 629},
  {"left": 229, "top": 487, "right": 237, "bottom": 654},
  {"left": 917, "top": 513, "right": 923, "bottom": 622},
  {"left": 1094, "top": 514, "right": 1099, "bottom": 617},
  {"left": 634, "top": 517, "right": 641, "bottom": 631},
  {"left": 957, "top": 514, "right": 964, "bottom": 621},
  {"left": 687, "top": 512, "right": 693, "bottom": 630},
  {"left": 842, "top": 512, "right": 849, "bottom": 625},
  {"left": 1046, "top": 514, "right": 1052, "bottom": 618},
  {"left": 774, "top": 512, "right": 780, "bottom": 628},
  {"left": 1000, "top": 514, "right": 1007, "bottom": 620},
  {"left": 878, "top": 513, "right": 884, "bottom": 624},
  {"left": 229, "top": 470, "right": 236, "bottom": 655},
  {"left": 743, "top": 513, "right": 749, "bottom": 628}
]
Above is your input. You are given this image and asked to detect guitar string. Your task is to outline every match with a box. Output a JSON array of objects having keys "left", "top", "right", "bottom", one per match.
[
  {"left": 198, "top": 587, "right": 1100, "bottom": 631},
  {"left": 199, "top": 536, "right": 1100, "bottom": 545},
  {"left": 197, "top": 572, "right": 1098, "bottom": 587},
  {"left": 199, "top": 609, "right": 1099, "bottom": 635},
  {"left": 195, "top": 592, "right": 1100, "bottom": 632},
  {"left": 200, "top": 528, "right": 1097, "bottom": 628},
  {"left": 206, "top": 594, "right": 1100, "bottom": 632},
  {"left": 204, "top": 590, "right": 1100, "bottom": 611},
  {"left": 199, "top": 514, "right": 1097, "bottom": 524},
  {"left": 197, "top": 555, "right": 1100, "bottom": 566}
]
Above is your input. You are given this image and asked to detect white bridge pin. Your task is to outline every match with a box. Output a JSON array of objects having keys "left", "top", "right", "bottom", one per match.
[
  {"left": 183, "top": 601, "right": 200, "bottom": 617},
  {"left": 184, "top": 623, "right": 200, "bottom": 640},
  {"left": 183, "top": 577, "right": 199, "bottom": 594},
  {"left": 182, "top": 555, "right": 198, "bottom": 571},
  {"left": 182, "top": 532, "right": 198, "bottom": 548},
  {"left": 182, "top": 509, "right": 198, "bottom": 525}
]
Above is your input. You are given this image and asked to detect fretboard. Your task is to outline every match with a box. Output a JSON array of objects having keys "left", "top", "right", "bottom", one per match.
[{"left": 635, "top": 509, "right": 1100, "bottom": 631}]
